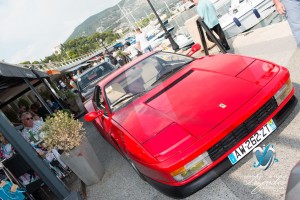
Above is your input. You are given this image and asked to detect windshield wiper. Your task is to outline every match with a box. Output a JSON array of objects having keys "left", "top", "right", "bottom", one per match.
[
  {"left": 151, "top": 65, "right": 183, "bottom": 86},
  {"left": 111, "top": 90, "right": 148, "bottom": 108}
]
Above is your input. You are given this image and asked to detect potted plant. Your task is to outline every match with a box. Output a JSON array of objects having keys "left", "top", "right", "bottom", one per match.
[{"left": 41, "top": 110, "right": 104, "bottom": 186}]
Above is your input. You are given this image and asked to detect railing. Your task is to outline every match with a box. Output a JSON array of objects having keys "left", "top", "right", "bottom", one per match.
[{"left": 17, "top": 47, "right": 106, "bottom": 72}]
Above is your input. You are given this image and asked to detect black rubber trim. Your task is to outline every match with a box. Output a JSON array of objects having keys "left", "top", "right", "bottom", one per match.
[
  {"left": 144, "top": 95, "right": 297, "bottom": 199},
  {"left": 145, "top": 70, "right": 194, "bottom": 104},
  {"left": 273, "top": 95, "right": 297, "bottom": 126}
]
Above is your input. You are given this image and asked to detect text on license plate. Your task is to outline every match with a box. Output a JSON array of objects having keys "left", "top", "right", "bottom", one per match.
[{"left": 228, "top": 119, "right": 277, "bottom": 165}]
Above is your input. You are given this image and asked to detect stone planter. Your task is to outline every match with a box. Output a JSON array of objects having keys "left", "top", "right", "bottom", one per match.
[
  {"left": 60, "top": 137, "right": 104, "bottom": 186},
  {"left": 75, "top": 95, "right": 85, "bottom": 114},
  {"left": 67, "top": 95, "right": 85, "bottom": 115}
]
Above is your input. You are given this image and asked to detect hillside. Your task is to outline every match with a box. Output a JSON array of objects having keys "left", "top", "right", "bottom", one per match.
[{"left": 67, "top": 0, "right": 179, "bottom": 40}]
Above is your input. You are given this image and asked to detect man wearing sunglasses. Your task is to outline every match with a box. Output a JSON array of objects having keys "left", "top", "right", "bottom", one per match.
[
  {"left": 21, "top": 112, "right": 44, "bottom": 143},
  {"left": 20, "top": 112, "right": 68, "bottom": 179}
]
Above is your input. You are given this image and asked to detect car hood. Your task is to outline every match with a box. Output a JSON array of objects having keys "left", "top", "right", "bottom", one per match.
[
  {"left": 113, "top": 56, "right": 274, "bottom": 145},
  {"left": 145, "top": 69, "right": 261, "bottom": 139}
]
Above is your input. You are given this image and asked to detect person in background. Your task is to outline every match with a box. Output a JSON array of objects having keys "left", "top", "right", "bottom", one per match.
[
  {"left": 29, "top": 102, "right": 43, "bottom": 121},
  {"left": 76, "top": 69, "right": 81, "bottom": 77},
  {"left": 135, "top": 28, "right": 153, "bottom": 53},
  {"left": 69, "top": 74, "right": 78, "bottom": 91},
  {"left": 273, "top": 0, "right": 300, "bottom": 48},
  {"left": 124, "top": 41, "right": 141, "bottom": 60},
  {"left": 100, "top": 56, "right": 105, "bottom": 63},
  {"left": 112, "top": 51, "right": 121, "bottom": 68},
  {"left": 20, "top": 114, "right": 67, "bottom": 179},
  {"left": 193, "top": 0, "right": 230, "bottom": 50},
  {"left": 58, "top": 80, "right": 67, "bottom": 90},
  {"left": 46, "top": 99, "right": 60, "bottom": 113},
  {"left": 17, "top": 102, "right": 28, "bottom": 122},
  {"left": 107, "top": 51, "right": 118, "bottom": 66},
  {"left": 104, "top": 51, "right": 112, "bottom": 64},
  {"left": 21, "top": 112, "right": 44, "bottom": 143},
  {"left": 0, "top": 132, "right": 15, "bottom": 160},
  {"left": 30, "top": 101, "right": 49, "bottom": 121}
]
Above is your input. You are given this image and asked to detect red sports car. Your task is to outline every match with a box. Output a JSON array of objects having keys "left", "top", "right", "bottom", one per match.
[{"left": 84, "top": 50, "right": 297, "bottom": 198}]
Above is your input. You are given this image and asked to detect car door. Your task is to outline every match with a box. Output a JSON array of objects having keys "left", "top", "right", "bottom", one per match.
[{"left": 92, "top": 86, "right": 113, "bottom": 143}]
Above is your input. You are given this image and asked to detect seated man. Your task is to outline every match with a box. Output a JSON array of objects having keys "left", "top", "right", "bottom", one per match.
[
  {"left": 20, "top": 112, "right": 67, "bottom": 177},
  {"left": 21, "top": 112, "right": 44, "bottom": 143}
]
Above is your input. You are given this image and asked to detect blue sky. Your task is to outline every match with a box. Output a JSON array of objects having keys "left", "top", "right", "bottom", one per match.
[{"left": 0, "top": 0, "right": 120, "bottom": 63}]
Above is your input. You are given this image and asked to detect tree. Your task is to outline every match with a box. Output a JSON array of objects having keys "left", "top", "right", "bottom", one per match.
[
  {"left": 20, "top": 61, "right": 31, "bottom": 64},
  {"left": 32, "top": 61, "right": 40, "bottom": 64},
  {"left": 38, "top": 30, "right": 120, "bottom": 64},
  {"left": 136, "top": 17, "right": 150, "bottom": 28}
]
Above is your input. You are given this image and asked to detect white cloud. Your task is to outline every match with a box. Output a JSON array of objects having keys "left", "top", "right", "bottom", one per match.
[{"left": 0, "top": 0, "right": 120, "bottom": 63}]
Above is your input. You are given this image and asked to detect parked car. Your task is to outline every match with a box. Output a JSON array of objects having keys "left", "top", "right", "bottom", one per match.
[
  {"left": 113, "top": 42, "right": 124, "bottom": 50},
  {"left": 84, "top": 48, "right": 297, "bottom": 198},
  {"left": 76, "top": 62, "right": 116, "bottom": 101},
  {"left": 124, "top": 36, "right": 136, "bottom": 45}
]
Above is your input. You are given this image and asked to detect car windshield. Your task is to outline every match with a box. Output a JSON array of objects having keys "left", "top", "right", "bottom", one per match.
[
  {"left": 104, "top": 52, "right": 193, "bottom": 112},
  {"left": 77, "top": 63, "right": 114, "bottom": 90}
]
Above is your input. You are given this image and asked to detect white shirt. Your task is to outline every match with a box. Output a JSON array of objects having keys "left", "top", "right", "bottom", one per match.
[
  {"left": 125, "top": 45, "right": 139, "bottom": 58},
  {"left": 136, "top": 32, "right": 150, "bottom": 51},
  {"left": 22, "top": 120, "right": 44, "bottom": 143},
  {"left": 59, "top": 80, "right": 66, "bottom": 88}
]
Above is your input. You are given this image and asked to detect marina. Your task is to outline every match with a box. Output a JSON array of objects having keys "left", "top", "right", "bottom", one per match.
[
  {"left": 219, "top": 0, "right": 276, "bottom": 38},
  {"left": 166, "top": 0, "right": 284, "bottom": 41}
]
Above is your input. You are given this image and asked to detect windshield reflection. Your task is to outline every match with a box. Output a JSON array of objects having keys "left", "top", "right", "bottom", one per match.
[{"left": 105, "top": 52, "right": 193, "bottom": 112}]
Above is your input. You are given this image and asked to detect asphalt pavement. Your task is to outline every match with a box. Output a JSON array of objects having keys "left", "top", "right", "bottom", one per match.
[{"left": 82, "top": 21, "right": 300, "bottom": 200}]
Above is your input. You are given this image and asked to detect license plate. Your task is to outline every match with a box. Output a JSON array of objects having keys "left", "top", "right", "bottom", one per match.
[{"left": 228, "top": 119, "right": 277, "bottom": 165}]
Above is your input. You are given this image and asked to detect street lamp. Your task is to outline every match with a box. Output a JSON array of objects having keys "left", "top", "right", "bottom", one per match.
[
  {"left": 146, "top": 0, "right": 179, "bottom": 51},
  {"left": 99, "top": 38, "right": 108, "bottom": 52}
]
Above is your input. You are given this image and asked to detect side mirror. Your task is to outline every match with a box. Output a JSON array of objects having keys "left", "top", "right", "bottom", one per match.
[
  {"left": 187, "top": 43, "right": 202, "bottom": 57},
  {"left": 84, "top": 110, "right": 104, "bottom": 122}
]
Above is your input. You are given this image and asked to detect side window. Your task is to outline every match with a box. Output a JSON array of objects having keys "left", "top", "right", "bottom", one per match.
[{"left": 93, "top": 86, "right": 107, "bottom": 115}]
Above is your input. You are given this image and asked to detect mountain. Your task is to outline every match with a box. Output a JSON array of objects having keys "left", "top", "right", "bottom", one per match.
[{"left": 67, "top": 0, "right": 179, "bottom": 40}]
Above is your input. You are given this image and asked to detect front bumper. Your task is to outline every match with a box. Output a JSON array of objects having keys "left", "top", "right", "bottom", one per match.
[{"left": 144, "top": 95, "right": 297, "bottom": 199}]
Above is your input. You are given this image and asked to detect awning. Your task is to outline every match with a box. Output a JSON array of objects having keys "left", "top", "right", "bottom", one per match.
[
  {"left": 0, "top": 62, "right": 48, "bottom": 78},
  {"left": 0, "top": 61, "right": 49, "bottom": 105},
  {"left": 46, "top": 69, "right": 61, "bottom": 75}
]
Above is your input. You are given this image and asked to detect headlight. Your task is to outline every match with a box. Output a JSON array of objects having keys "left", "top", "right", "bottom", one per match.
[
  {"left": 274, "top": 78, "right": 292, "bottom": 106},
  {"left": 170, "top": 152, "right": 212, "bottom": 182}
]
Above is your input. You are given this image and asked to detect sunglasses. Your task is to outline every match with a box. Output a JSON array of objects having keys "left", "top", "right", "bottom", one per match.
[{"left": 26, "top": 117, "right": 33, "bottom": 121}]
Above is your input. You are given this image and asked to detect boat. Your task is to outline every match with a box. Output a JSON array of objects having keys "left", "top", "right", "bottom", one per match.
[
  {"left": 212, "top": 0, "right": 231, "bottom": 17},
  {"left": 219, "top": 0, "right": 276, "bottom": 38}
]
